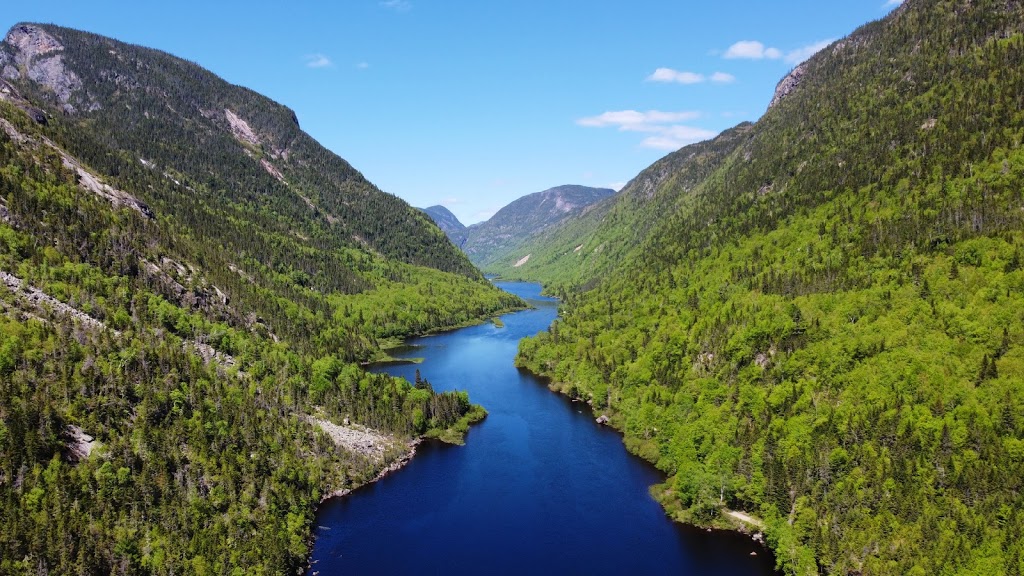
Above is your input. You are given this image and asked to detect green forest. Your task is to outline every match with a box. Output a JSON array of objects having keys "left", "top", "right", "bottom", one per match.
[
  {"left": 514, "top": 1, "right": 1024, "bottom": 573},
  {"left": 0, "top": 23, "right": 521, "bottom": 575},
  {"left": 5, "top": 0, "right": 1024, "bottom": 573}
]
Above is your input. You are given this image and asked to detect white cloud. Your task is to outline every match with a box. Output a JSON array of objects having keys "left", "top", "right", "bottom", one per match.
[
  {"left": 647, "top": 68, "right": 705, "bottom": 84},
  {"left": 722, "top": 38, "right": 835, "bottom": 65},
  {"left": 723, "top": 40, "right": 782, "bottom": 60},
  {"left": 356, "top": 62, "right": 370, "bottom": 70},
  {"left": 784, "top": 39, "right": 835, "bottom": 64},
  {"left": 710, "top": 71, "right": 736, "bottom": 84},
  {"left": 607, "top": 182, "right": 627, "bottom": 191},
  {"left": 577, "top": 109, "right": 701, "bottom": 131},
  {"left": 577, "top": 109, "right": 716, "bottom": 151},
  {"left": 883, "top": 0, "right": 903, "bottom": 6},
  {"left": 647, "top": 68, "right": 737, "bottom": 85},
  {"left": 380, "top": 0, "right": 412, "bottom": 12},
  {"left": 640, "top": 126, "right": 718, "bottom": 151},
  {"left": 441, "top": 196, "right": 460, "bottom": 206},
  {"left": 304, "top": 54, "right": 333, "bottom": 68}
]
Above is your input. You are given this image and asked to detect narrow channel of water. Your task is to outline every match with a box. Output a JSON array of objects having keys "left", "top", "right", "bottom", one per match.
[{"left": 309, "top": 282, "right": 777, "bottom": 575}]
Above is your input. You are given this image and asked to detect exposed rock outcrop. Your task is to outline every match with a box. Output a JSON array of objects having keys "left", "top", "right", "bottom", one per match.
[
  {"left": 0, "top": 78, "right": 22, "bottom": 105},
  {"left": 61, "top": 148, "right": 155, "bottom": 218},
  {"left": 0, "top": 79, "right": 48, "bottom": 124},
  {"left": 463, "top": 185, "right": 614, "bottom": 265},
  {"left": 0, "top": 43, "right": 10, "bottom": 79},
  {"left": 306, "top": 415, "right": 402, "bottom": 461},
  {"left": 185, "top": 340, "right": 238, "bottom": 368},
  {"left": 0, "top": 270, "right": 117, "bottom": 334},
  {"left": 260, "top": 158, "right": 285, "bottom": 182},
  {"left": 0, "top": 116, "right": 153, "bottom": 218},
  {"left": 6, "top": 24, "right": 64, "bottom": 60},
  {"left": 65, "top": 425, "right": 98, "bottom": 462},
  {"left": 768, "top": 62, "right": 808, "bottom": 111},
  {"left": 225, "top": 108, "right": 260, "bottom": 148},
  {"left": 3, "top": 24, "right": 84, "bottom": 112}
]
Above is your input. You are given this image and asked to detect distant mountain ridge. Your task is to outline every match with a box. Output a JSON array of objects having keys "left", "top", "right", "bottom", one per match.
[
  {"left": 463, "top": 184, "right": 615, "bottom": 267},
  {"left": 420, "top": 205, "right": 468, "bottom": 247},
  {"left": 481, "top": 125, "right": 752, "bottom": 286}
]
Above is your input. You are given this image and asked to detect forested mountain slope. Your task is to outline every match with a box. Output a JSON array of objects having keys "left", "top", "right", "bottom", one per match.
[
  {"left": 483, "top": 126, "right": 751, "bottom": 291},
  {"left": 516, "top": 1, "right": 1024, "bottom": 573},
  {"left": 0, "top": 23, "right": 519, "bottom": 574},
  {"left": 463, "top": 184, "right": 614, "bottom": 268},
  {"left": 0, "top": 22, "right": 522, "bottom": 349}
]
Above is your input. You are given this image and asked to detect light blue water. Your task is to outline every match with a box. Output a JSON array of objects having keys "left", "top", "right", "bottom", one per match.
[{"left": 309, "top": 282, "right": 776, "bottom": 575}]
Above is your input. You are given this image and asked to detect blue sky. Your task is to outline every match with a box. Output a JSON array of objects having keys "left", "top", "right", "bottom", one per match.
[{"left": 5, "top": 1, "right": 903, "bottom": 224}]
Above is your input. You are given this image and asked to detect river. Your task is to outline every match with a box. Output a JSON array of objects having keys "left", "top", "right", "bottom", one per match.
[{"left": 308, "top": 282, "right": 777, "bottom": 575}]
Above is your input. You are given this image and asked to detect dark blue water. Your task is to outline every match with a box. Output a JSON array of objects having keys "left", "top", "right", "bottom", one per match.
[{"left": 309, "top": 282, "right": 777, "bottom": 575}]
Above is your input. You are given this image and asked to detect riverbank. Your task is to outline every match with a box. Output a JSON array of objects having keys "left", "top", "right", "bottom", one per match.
[
  {"left": 308, "top": 281, "right": 776, "bottom": 575},
  {"left": 518, "top": 364, "right": 776, "bottom": 559},
  {"left": 306, "top": 401, "right": 489, "bottom": 576},
  {"left": 305, "top": 435, "right": 421, "bottom": 576},
  {"left": 312, "top": 402, "right": 488, "bottom": 504},
  {"left": 368, "top": 305, "right": 530, "bottom": 365},
  {"left": 318, "top": 437, "right": 424, "bottom": 503}
]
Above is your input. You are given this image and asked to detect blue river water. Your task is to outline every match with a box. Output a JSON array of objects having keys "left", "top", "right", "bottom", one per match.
[{"left": 308, "top": 282, "right": 777, "bottom": 575}]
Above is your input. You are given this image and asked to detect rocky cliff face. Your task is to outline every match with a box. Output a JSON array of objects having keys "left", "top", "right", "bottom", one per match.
[
  {"left": 767, "top": 62, "right": 807, "bottom": 111},
  {"left": 1, "top": 24, "right": 85, "bottom": 113}
]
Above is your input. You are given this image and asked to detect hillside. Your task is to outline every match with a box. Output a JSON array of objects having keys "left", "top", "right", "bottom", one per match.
[
  {"left": 483, "top": 126, "right": 752, "bottom": 291},
  {"left": 0, "top": 22, "right": 524, "bottom": 348},
  {"left": 0, "top": 23, "right": 519, "bottom": 574},
  {"left": 463, "top": 184, "right": 614, "bottom": 268},
  {"left": 420, "top": 205, "right": 468, "bottom": 248},
  {"left": 515, "top": 0, "right": 1024, "bottom": 573}
]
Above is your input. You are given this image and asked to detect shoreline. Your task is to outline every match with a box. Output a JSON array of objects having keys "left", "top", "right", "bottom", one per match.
[
  {"left": 306, "top": 437, "right": 424, "bottom": 575},
  {"left": 516, "top": 363, "right": 777, "bottom": 561},
  {"left": 364, "top": 304, "right": 531, "bottom": 366},
  {"left": 318, "top": 437, "right": 423, "bottom": 504},
  {"left": 306, "top": 285, "right": 772, "bottom": 573}
]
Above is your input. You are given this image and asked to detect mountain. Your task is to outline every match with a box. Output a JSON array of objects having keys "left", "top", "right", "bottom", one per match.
[
  {"left": 1, "top": 23, "right": 480, "bottom": 277},
  {"left": 420, "top": 205, "right": 468, "bottom": 247},
  {"left": 515, "top": 1, "right": 1024, "bottom": 573},
  {"left": 463, "top": 184, "right": 615, "bottom": 268},
  {"left": 0, "top": 23, "right": 520, "bottom": 573},
  {"left": 482, "top": 126, "right": 752, "bottom": 290},
  {"left": 0, "top": 22, "right": 523, "bottom": 346}
]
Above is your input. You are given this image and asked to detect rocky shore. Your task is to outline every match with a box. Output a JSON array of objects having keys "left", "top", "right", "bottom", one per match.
[{"left": 319, "top": 437, "right": 423, "bottom": 503}]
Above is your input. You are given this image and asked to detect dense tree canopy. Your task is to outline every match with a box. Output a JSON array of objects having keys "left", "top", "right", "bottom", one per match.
[
  {"left": 0, "top": 23, "right": 520, "bottom": 574},
  {"left": 514, "top": 1, "right": 1024, "bottom": 573}
]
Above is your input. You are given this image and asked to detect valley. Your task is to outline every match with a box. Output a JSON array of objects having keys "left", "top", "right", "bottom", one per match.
[
  {"left": 309, "top": 282, "right": 777, "bottom": 575},
  {"left": 3, "top": 1, "right": 1024, "bottom": 574}
]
